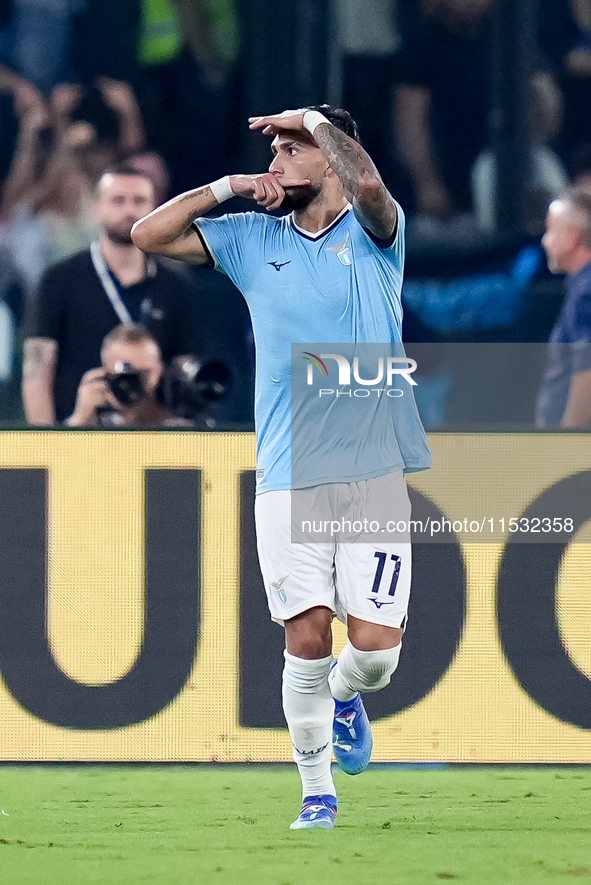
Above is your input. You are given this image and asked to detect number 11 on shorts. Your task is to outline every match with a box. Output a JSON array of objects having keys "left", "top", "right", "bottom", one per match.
[{"left": 371, "top": 552, "right": 401, "bottom": 597}]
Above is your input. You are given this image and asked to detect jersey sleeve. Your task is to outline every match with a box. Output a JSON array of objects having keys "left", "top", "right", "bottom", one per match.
[
  {"left": 194, "top": 212, "right": 263, "bottom": 291},
  {"left": 361, "top": 200, "right": 405, "bottom": 263}
]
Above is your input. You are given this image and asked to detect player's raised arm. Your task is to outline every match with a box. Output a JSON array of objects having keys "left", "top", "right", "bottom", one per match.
[
  {"left": 131, "top": 172, "right": 310, "bottom": 262},
  {"left": 249, "top": 107, "right": 398, "bottom": 242},
  {"left": 131, "top": 183, "right": 218, "bottom": 262}
]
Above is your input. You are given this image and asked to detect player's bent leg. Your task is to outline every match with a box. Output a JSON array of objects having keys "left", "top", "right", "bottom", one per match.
[
  {"left": 330, "top": 637, "right": 402, "bottom": 700},
  {"left": 283, "top": 607, "right": 337, "bottom": 829},
  {"left": 329, "top": 622, "right": 403, "bottom": 776}
]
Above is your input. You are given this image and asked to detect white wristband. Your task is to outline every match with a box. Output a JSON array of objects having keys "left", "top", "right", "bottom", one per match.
[
  {"left": 209, "top": 176, "right": 234, "bottom": 204},
  {"left": 302, "top": 110, "right": 330, "bottom": 136}
]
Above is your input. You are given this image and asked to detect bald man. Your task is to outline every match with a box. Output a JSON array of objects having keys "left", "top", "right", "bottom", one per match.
[{"left": 536, "top": 187, "right": 591, "bottom": 428}]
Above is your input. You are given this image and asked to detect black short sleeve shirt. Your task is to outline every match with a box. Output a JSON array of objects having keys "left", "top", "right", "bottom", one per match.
[{"left": 26, "top": 250, "right": 197, "bottom": 421}]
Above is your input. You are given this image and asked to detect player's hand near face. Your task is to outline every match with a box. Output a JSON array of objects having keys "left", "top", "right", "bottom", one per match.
[
  {"left": 132, "top": 110, "right": 311, "bottom": 259},
  {"left": 230, "top": 173, "right": 310, "bottom": 210},
  {"left": 248, "top": 109, "right": 306, "bottom": 136},
  {"left": 68, "top": 368, "right": 120, "bottom": 426}
]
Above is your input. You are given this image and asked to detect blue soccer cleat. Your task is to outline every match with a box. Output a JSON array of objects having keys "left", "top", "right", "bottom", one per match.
[
  {"left": 332, "top": 692, "right": 373, "bottom": 775},
  {"left": 289, "top": 795, "right": 338, "bottom": 829}
]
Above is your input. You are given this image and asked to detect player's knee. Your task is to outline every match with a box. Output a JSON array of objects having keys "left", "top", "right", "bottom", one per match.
[
  {"left": 348, "top": 618, "right": 403, "bottom": 651},
  {"left": 289, "top": 634, "right": 331, "bottom": 660},
  {"left": 354, "top": 643, "right": 402, "bottom": 693},
  {"left": 365, "top": 664, "right": 395, "bottom": 692},
  {"left": 285, "top": 606, "right": 333, "bottom": 659}
]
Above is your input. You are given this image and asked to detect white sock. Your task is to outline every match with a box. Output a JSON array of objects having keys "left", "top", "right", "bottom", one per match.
[
  {"left": 282, "top": 651, "right": 336, "bottom": 799},
  {"left": 329, "top": 641, "right": 401, "bottom": 702}
]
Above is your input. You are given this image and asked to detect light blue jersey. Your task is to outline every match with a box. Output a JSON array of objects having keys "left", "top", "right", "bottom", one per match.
[{"left": 195, "top": 204, "right": 431, "bottom": 492}]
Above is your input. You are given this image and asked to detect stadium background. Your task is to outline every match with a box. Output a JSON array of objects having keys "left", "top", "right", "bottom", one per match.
[{"left": 0, "top": 0, "right": 590, "bottom": 765}]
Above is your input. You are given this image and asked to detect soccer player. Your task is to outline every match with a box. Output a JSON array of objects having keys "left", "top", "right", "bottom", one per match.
[{"left": 131, "top": 105, "right": 431, "bottom": 829}]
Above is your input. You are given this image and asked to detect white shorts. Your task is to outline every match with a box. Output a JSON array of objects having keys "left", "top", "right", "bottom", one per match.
[{"left": 255, "top": 470, "right": 412, "bottom": 628}]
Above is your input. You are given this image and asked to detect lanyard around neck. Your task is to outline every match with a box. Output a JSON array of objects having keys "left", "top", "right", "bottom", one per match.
[{"left": 90, "top": 241, "right": 134, "bottom": 325}]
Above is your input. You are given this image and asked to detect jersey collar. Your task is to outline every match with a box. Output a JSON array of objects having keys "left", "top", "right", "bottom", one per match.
[{"left": 290, "top": 203, "right": 352, "bottom": 241}]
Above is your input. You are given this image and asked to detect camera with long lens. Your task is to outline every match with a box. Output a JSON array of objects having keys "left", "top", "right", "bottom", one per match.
[
  {"left": 104, "top": 361, "right": 148, "bottom": 406},
  {"left": 162, "top": 358, "right": 233, "bottom": 420},
  {"left": 104, "top": 357, "right": 232, "bottom": 421}
]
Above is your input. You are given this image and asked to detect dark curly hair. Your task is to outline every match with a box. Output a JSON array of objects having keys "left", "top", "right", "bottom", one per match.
[{"left": 306, "top": 105, "right": 361, "bottom": 144}]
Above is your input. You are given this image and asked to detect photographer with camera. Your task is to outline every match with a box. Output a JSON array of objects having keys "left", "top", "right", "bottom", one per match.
[
  {"left": 66, "top": 323, "right": 191, "bottom": 428},
  {"left": 22, "top": 165, "right": 197, "bottom": 426}
]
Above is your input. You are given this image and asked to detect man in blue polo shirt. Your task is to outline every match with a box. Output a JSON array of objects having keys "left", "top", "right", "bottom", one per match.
[
  {"left": 536, "top": 186, "right": 591, "bottom": 427},
  {"left": 131, "top": 105, "right": 431, "bottom": 830}
]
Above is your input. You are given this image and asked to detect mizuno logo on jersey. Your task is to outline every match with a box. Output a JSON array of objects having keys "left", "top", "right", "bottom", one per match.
[
  {"left": 268, "top": 260, "right": 291, "bottom": 271},
  {"left": 367, "top": 598, "right": 395, "bottom": 609}
]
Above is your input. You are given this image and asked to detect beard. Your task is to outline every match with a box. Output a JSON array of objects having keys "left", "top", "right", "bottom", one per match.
[
  {"left": 279, "top": 184, "right": 321, "bottom": 212},
  {"left": 103, "top": 224, "right": 135, "bottom": 246}
]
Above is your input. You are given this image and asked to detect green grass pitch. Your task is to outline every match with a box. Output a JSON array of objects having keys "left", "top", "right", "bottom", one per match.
[{"left": 0, "top": 765, "right": 590, "bottom": 884}]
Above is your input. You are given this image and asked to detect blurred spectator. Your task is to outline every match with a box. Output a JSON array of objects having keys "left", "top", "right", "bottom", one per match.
[
  {"left": 0, "top": 85, "right": 54, "bottom": 300},
  {"left": 471, "top": 72, "right": 569, "bottom": 236},
  {"left": 67, "top": 322, "right": 192, "bottom": 428},
  {"left": 536, "top": 186, "right": 591, "bottom": 427},
  {"left": 1, "top": 77, "right": 146, "bottom": 299},
  {"left": 71, "top": 0, "right": 240, "bottom": 193},
  {"left": 0, "top": 0, "right": 85, "bottom": 93},
  {"left": 124, "top": 148, "right": 170, "bottom": 205},
  {"left": 22, "top": 166, "right": 197, "bottom": 425},
  {"left": 0, "top": 61, "right": 43, "bottom": 180},
  {"left": 538, "top": 0, "right": 591, "bottom": 171},
  {"left": 393, "top": 0, "right": 493, "bottom": 235},
  {"left": 10, "top": 0, "right": 84, "bottom": 92}
]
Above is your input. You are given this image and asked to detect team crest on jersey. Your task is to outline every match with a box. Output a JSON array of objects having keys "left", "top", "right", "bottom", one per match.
[
  {"left": 327, "top": 232, "right": 352, "bottom": 266},
  {"left": 271, "top": 576, "right": 288, "bottom": 604}
]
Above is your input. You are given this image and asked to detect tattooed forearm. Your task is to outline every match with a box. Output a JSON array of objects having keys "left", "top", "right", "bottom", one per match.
[
  {"left": 314, "top": 123, "right": 397, "bottom": 238},
  {"left": 180, "top": 187, "right": 214, "bottom": 225},
  {"left": 180, "top": 186, "right": 212, "bottom": 202},
  {"left": 314, "top": 124, "right": 378, "bottom": 197},
  {"left": 131, "top": 181, "right": 219, "bottom": 262},
  {"left": 23, "top": 339, "right": 57, "bottom": 383}
]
